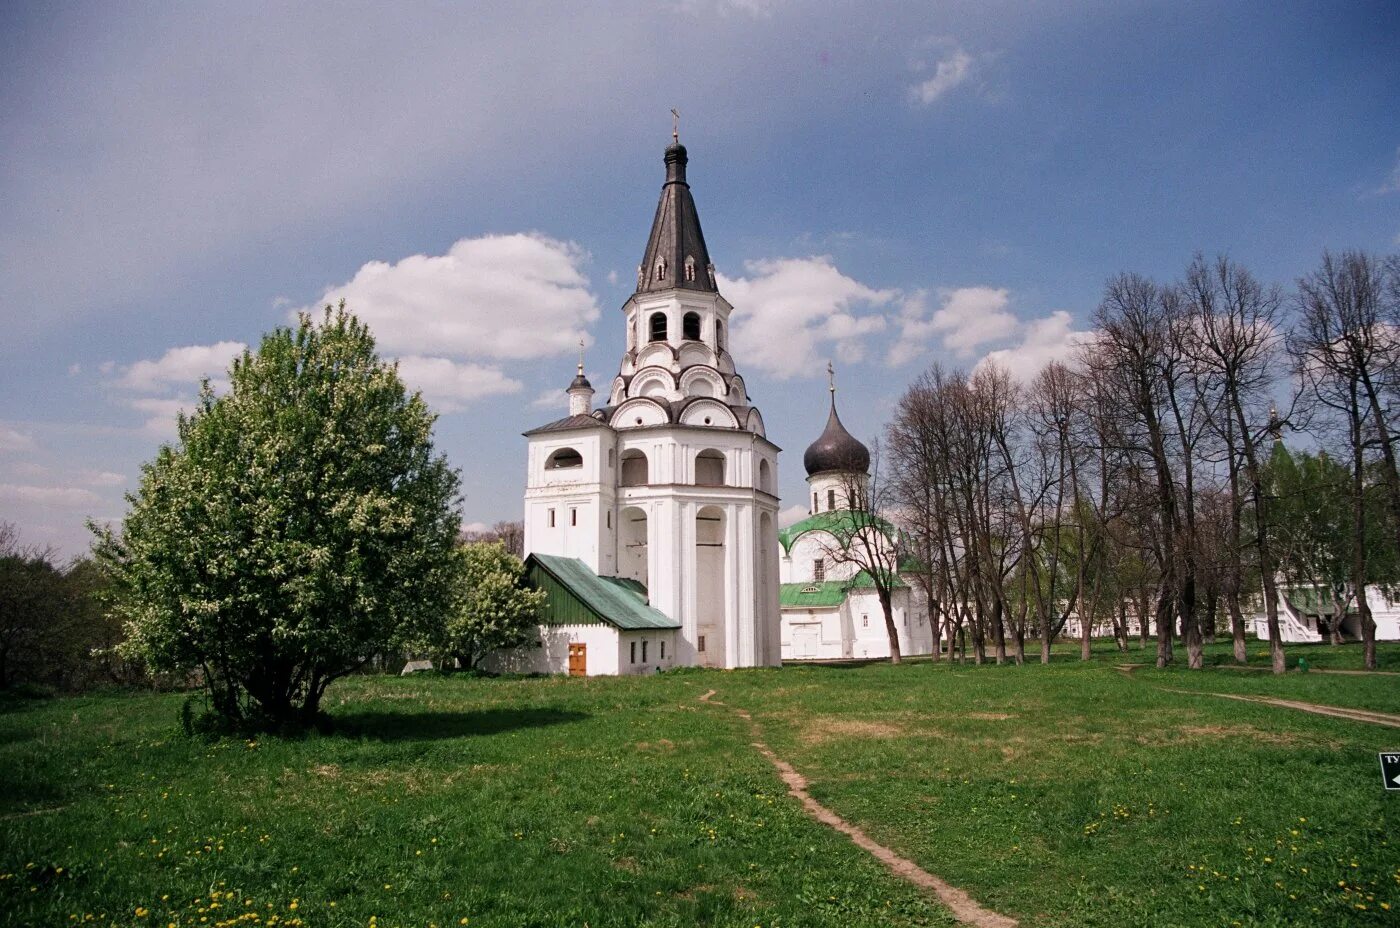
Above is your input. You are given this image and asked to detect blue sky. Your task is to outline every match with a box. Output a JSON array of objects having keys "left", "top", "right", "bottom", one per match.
[{"left": 2, "top": 1, "right": 1398, "bottom": 556}]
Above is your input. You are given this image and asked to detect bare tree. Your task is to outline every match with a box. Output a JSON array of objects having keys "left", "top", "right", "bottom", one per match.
[
  {"left": 1185, "top": 254, "right": 1288, "bottom": 672},
  {"left": 821, "top": 446, "right": 908, "bottom": 664},
  {"left": 1293, "top": 251, "right": 1400, "bottom": 669},
  {"left": 1090, "top": 274, "right": 1183, "bottom": 668},
  {"left": 461, "top": 520, "right": 525, "bottom": 557}
]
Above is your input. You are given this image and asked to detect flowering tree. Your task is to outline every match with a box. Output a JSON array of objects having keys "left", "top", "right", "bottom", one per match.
[
  {"left": 433, "top": 541, "right": 545, "bottom": 670},
  {"left": 94, "top": 306, "right": 461, "bottom": 727}
]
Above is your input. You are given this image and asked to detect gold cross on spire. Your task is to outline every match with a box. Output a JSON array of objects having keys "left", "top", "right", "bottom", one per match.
[
  {"left": 827, "top": 360, "right": 836, "bottom": 395},
  {"left": 671, "top": 108, "right": 680, "bottom": 144}
]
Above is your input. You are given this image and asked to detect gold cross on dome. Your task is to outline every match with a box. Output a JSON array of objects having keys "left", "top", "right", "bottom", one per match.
[
  {"left": 671, "top": 108, "right": 680, "bottom": 143},
  {"left": 577, "top": 338, "right": 585, "bottom": 375},
  {"left": 827, "top": 361, "right": 836, "bottom": 395}
]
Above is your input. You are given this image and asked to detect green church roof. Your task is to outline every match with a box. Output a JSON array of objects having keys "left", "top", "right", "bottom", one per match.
[
  {"left": 779, "top": 570, "right": 908, "bottom": 608},
  {"left": 778, "top": 510, "right": 897, "bottom": 553},
  {"left": 780, "top": 581, "right": 849, "bottom": 607},
  {"left": 525, "top": 553, "right": 680, "bottom": 630}
]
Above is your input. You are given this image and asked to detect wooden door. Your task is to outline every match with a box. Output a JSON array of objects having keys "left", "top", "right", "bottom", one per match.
[{"left": 568, "top": 643, "right": 587, "bottom": 676}]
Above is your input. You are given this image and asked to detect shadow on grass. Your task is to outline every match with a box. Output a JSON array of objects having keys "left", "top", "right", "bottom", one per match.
[{"left": 329, "top": 707, "right": 588, "bottom": 741}]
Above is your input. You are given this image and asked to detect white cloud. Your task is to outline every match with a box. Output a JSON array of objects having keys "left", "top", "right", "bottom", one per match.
[
  {"left": 1375, "top": 146, "right": 1400, "bottom": 195},
  {"left": 394, "top": 356, "right": 522, "bottom": 413},
  {"left": 674, "top": 0, "right": 777, "bottom": 17},
  {"left": 721, "top": 256, "right": 894, "bottom": 379},
  {"left": 128, "top": 397, "right": 193, "bottom": 436},
  {"left": 778, "top": 504, "right": 808, "bottom": 528},
  {"left": 531, "top": 388, "right": 570, "bottom": 411},
  {"left": 0, "top": 427, "right": 37, "bottom": 453},
  {"left": 0, "top": 483, "right": 103, "bottom": 508},
  {"left": 305, "top": 233, "right": 599, "bottom": 361},
  {"left": 889, "top": 286, "right": 1017, "bottom": 364},
  {"left": 910, "top": 46, "right": 974, "bottom": 105},
  {"left": 976, "top": 311, "right": 1094, "bottom": 383},
  {"left": 115, "top": 342, "right": 247, "bottom": 392},
  {"left": 83, "top": 471, "right": 127, "bottom": 487}
]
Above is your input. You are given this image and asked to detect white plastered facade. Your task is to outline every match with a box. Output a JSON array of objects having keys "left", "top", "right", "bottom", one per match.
[{"left": 522, "top": 269, "right": 782, "bottom": 672}]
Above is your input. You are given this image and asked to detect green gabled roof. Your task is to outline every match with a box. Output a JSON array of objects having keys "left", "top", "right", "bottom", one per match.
[
  {"left": 778, "top": 510, "right": 900, "bottom": 554},
  {"left": 849, "top": 569, "right": 908, "bottom": 590},
  {"left": 525, "top": 553, "right": 680, "bottom": 630},
  {"left": 1281, "top": 585, "right": 1351, "bottom": 616},
  {"left": 780, "top": 570, "right": 908, "bottom": 609},
  {"left": 780, "top": 581, "right": 848, "bottom": 607}
]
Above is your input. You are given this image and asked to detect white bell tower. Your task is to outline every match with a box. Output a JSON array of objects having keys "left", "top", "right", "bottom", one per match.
[{"left": 522, "top": 133, "right": 782, "bottom": 668}]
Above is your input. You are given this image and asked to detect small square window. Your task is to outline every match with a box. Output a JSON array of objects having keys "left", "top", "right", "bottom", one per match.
[
  {"left": 813, "top": 558, "right": 825, "bottom": 581},
  {"left": 698, "top": 634, "right": 706, "bottom": 652},
  {"left": 862, "top": 615, "right": 869, "bottom": 628}
]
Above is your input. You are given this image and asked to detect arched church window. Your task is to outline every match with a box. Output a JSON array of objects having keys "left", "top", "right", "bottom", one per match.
[
  {"left": 649, "top": 312, "right": 667, "bottom": 342},
  {"left": 694, "top": 449, "right": 725, "bottom": 486},
  {"left": 656, "top": 259, "right": 667, "bottom": 281},
  {"left": 684, "top": 257, "right": 696, "bottom": 282},
  {"left": 682, "top": 312, "right": 701, "bottom": 341},
  {"left": 545, "top": 447, "right": 583, "bottom": 470},
  {"left": 620, "top": 449, "right": 649, "bottom": 487}
]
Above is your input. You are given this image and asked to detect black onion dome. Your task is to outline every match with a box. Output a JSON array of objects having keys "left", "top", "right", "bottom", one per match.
[
  {"left": 569, "top": 372, "right": 592, "bottom": 390},
  {"left": 803, "top": 400, "right": 870, "bottom": 477}
]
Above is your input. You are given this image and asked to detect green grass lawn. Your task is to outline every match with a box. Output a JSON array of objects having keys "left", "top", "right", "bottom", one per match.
[{"left": 3, "top": 643, "right": 1398, "bottom": 928}]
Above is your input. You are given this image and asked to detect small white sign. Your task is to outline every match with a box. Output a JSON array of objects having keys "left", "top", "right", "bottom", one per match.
[{"left": 1381, "top": 753, "right": 1400, "bottom": 791}]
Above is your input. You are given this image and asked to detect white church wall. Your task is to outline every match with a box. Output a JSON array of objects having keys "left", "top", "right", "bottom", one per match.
[
  {"left": 517, "top": 146, "right": 782, "bottom": 675},
  {"left": 481, "top": 623, "right": 621, "bottom": 676},
  {"left": 786, "top": 533, "right": 860, "bottom": 584},
  {"left": 617, "top": 629, "right": 678, "bottom": 675},
  {"left": 781, "top": 608, "right": 847, "bottom": 660}
]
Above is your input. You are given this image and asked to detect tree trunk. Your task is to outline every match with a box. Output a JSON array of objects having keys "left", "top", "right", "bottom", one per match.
[
  {"left": 1138, "top": 590, "right": 1151, "bottom": 650},
  {"left": 880, "top": 590, "right": 902, "bottom": 665},
  {"left": 991, "top": 600, "right": 1007, "bottom": 664},
  {"left": 1227, "top": 592, "right": 1247, "bottom": 664},
  {"left": 1114, "top": 601, "right": 1129, "bottom": 653},
  {"left": 1358, "top": 369, "right": 1400, "bottom": 559},
  {"left": 1182, "top": 576, "right": 1202, "bottom": 670},
  {"left": 1155, "top": 585, "right": 1175, "bottom": 668}
]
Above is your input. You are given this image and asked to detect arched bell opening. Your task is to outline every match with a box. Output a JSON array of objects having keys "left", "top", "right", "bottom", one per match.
[{"left": 620, "top": 506, "right": 649, "bottom": 590}]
